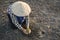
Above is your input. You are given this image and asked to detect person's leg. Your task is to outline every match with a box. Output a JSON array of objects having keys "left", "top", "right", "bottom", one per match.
[
  {"left": 21, "top": 16, "right": 31, "bottom": 34},
  {"left": 7, "top": 14, "right": 18, "bottom": 29},
  {"left": 21, "top": 19, "right": 27, "bottom": 29},
  {"left": 21, "top": 16, "right": 29, "bottom": 29}
]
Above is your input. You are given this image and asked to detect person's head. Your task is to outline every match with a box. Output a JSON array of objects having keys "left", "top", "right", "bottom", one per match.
[{"left": 10, "top": 1, "right": 31, "bottom": 16}]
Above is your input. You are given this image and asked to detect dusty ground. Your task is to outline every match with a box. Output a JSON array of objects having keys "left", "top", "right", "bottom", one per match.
[{"left": 0, "top": 0, "right": 60, "bottom": 40}]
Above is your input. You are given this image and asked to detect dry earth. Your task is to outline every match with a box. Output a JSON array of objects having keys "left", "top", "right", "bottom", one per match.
[{"left": 0, "top": 0, "right": 60, "bottom": 40}]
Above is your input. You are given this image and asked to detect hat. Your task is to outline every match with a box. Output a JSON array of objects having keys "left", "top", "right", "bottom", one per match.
[{"left": 10, "top": 1, "right": 31, "bottom": 16}]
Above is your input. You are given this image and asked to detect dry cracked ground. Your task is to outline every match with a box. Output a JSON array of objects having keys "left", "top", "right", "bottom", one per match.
[{"left": 0, "top": 0, "right": 60, "bottom": 40}]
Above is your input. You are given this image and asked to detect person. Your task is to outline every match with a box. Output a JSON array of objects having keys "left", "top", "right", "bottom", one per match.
[{"left": 7, "top": 1, "right": 31, "bottom": 34}]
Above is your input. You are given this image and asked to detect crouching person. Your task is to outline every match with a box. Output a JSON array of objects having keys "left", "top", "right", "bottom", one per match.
[{"left": 7, "top": 1, "right": 31, "bottom": 34}]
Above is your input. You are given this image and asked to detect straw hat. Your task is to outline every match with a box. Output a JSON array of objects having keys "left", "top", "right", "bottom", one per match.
[{"left": 10, "top": 1, "right": 31, "bottom": 16}]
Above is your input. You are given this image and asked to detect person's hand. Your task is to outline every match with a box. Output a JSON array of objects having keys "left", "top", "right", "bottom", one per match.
[{"left": 21, "top": 27, "right": 31, "bottom": 34}]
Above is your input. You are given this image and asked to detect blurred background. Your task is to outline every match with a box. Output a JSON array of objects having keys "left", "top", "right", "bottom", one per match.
[{"left": 0, "top": 0, "right": 60, "bottom": 40}]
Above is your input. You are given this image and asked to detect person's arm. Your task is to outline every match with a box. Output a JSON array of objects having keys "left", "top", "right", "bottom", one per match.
[
  {"left": 25, "top": 15, "right": 29, "bottom": 29},
  {"left": 10, "top": 13, "right": 23, "bottom": 30}
]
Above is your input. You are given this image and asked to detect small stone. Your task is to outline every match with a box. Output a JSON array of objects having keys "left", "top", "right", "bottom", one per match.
[
  {"left": 38, "top": 31, "right": 45, "bottom": 38},
  {"left": 3, "top": 11, "right": 7, "bottom": 13},
  {"left": 47, "top": 25, "right": 50, "bottom": 28}
]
